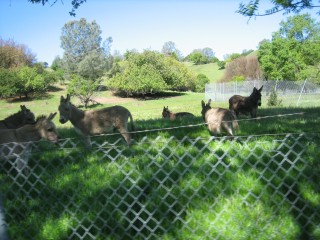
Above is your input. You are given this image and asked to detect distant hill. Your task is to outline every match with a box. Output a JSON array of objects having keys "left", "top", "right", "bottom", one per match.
[{"left": 184, "top": 62, "right": 225, "bottom": 82}]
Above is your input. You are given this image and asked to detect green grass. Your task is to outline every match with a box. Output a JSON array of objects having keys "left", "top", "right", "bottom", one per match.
[
  {"left": 0, "top": 87, "right": 320, "bottom": 239},
  {"left": 184, "top": 62, "right": 225, "bottom": 82}
]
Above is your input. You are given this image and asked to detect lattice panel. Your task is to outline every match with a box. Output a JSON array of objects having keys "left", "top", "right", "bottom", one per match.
[{"left": 0, "top": 133, "right": 319, "bottom": 239}]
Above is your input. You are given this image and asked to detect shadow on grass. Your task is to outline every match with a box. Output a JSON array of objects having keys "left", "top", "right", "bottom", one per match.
[{"left": 1, "top": 110, "right": 319, "bottom": 239}]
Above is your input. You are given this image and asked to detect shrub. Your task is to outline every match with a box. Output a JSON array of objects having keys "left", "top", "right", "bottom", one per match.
[
  {"left": 106, "top": 50, "right": 196, "bottom": 97},
  {"left": 195, "top": 74, "right": 210, "bottom": 92},
  {"left": 267, "top": 89, "right": 282, "bottom": 107}
]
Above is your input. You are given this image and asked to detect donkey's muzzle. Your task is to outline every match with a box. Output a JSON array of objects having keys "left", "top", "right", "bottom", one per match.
[{"left": 59, "top": 118, "right": 67, "bottom": 124}]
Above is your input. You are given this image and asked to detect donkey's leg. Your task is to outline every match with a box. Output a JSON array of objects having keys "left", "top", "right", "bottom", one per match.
[
  {"left": 251, "top": 108, "right": 257, "bottom": 118},
  {"left": 83, "top": 135, "right": 91, "bottom": 148},
  {"left": 118, "top": 125, "right": 131, "bottom": 146}
]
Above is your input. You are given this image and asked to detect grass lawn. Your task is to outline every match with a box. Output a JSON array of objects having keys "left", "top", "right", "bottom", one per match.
[
  {"left": 184, "top": 62, "right": 225, "bottom": 82},
  {"left": 0, "top": 86, "right": 319, "bottom": 239}
]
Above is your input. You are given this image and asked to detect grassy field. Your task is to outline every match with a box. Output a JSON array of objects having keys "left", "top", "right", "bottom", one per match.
[
  {"left": 184, "top": 62, "right": 225, "bottom": 82},
  {"left": 0, "top": 87, "right": 319, "bottom": 239}
]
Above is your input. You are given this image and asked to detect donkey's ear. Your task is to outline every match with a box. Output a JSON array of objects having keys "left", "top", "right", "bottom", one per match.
[
  {"left": 201, "top": 100, "right": 205, "bottom": 108},
  {"left": 20, "top": 105, "right": 26, "bottom": 110},
  {"left": 66, "top": 94, "right": 71, "bottom": 101},
  {"left": 48, "top": 112, "right": 57, "bottom": 120},
  {"left": 60, "top": 96, "right": 65, "bottom": 102},
  {"left": 258, "top": 85, "right": 263, "bottom": 92},
  {"left": 207, "top": 99, "right": 212, "bottom": 106}
]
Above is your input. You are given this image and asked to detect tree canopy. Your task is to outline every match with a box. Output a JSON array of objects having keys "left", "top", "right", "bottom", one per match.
[
  {"left": 28, "top": 0, "right": 86, "bottom": 16},
  {"left": 238, "top": 0, "right": 320, "bottom": 18},
  {"left": 258, "top": 14, "right": 320, "bottom": 82}
]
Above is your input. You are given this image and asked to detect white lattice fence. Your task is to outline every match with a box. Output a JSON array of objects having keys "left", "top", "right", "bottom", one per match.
[{"left": 0, "top": 133, "right": 319, "bottom": 239}]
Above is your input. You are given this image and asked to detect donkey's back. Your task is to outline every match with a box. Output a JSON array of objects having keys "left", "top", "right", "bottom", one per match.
[
  {"left": 84, "top": 105, "right": 134, "bottom": 134},
  {"left": 205, "top": 108, "right": 239, "bottom": 136}
]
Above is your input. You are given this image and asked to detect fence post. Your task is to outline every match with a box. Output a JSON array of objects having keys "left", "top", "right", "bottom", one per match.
[
  {"left": 0, "top": 194, "right": 8, "bottom": 240},
  {"left": 296, "top": 79, "right": 307, "bottom": 106}
]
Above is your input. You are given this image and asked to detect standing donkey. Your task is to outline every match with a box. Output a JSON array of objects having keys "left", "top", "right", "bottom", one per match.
[
  {"left": 229, "top": 86, "right": 263, "bottom": 118},
  {"left": 162, "top": 106, "right": 194, "bottom": 120},
  {"left": 58, "top": 94, "right": 134, "bottom": 146},
  {"left": 201, "top": 99, "right": 239, "bottom": 137},
  {"left": 0, "top": 105, "right": 35, "bottom": 129}
]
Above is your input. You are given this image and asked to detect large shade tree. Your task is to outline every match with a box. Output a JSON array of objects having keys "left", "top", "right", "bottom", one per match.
[{"left": 258, "top": 14, "right": 320, "bottom": 81}]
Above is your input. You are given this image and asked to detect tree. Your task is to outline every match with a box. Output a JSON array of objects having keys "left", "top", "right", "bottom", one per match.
[
  {"left": 258, "top": 14, "right": 320, "bottom": 81},
  {"left": 221, "top": 55, "right": 263, "bottom": 82},
  {"left": 29, "top": 0, "right": 86, "bottom": 16},
  {"left": 61, "top": 18, "right": 113, "bottom": 105},
  {"left": 238, "top": 0, "right": 320, "bottom": 18},
  {"left": 185, "top": 48, "right": 215, "bottom": 64},
  {"left": 106, "top": 50, "right": 196, "bottom": 97},
  {"left": 0, "top": 38, "right": 36, "bottom": 68},
  {"left": 161, "top": 41, "right": 183, "bottom": 61},
  {"left": 61, "top": 18, "right": 104, "bottom": 75}
]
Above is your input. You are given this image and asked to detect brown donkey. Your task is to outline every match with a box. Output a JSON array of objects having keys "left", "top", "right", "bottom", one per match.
[
  {"left": 0, "top": 113, "right": 58, "bottom": 173},
  {"left": 162, "top": 106, "right": 194, "bottom": 120},
  {"left": 201, "top": 99, "right": 239, "bottom": 137},
  {"left": 229, "top": 86, "right": 263, "bottom": 118},
  {"left": 0, "top": 105, "right": 35, "bottom": 129},
  {"left": 58, "top": 94, "right": 134, "bottom": 146}
]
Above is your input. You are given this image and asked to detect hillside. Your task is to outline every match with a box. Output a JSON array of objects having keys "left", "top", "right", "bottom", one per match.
[{"left": 184, "top": 62, "right": 225, "bottom": 82}]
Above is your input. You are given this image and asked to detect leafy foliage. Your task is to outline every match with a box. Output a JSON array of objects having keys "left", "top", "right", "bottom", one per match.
[
  {"left": 267, "top": 89, "right": 283, "bottom": 106},
  {"left": 106, "top": 50, "right": 196, "bottom": 96},
  {"left": 258, "top": 14, "right": 320, "bottom": 81},
  {"left": 60, "top": 18, "right": 112, "bottom": 78},
  {"left": 67, "top": 75, "right": 101, "bottom": 108},
  {"left": 238, "top": 0, "right": 320, "bottom": 18},
  {"left": 195, "top": 74, "right": 210, "bottom": 92},
  {"left": 0, "top": 38, "right": 36, "bottom": 68},
  {"left": 185, "top": 48, "right": 216, "bottom": 65}
]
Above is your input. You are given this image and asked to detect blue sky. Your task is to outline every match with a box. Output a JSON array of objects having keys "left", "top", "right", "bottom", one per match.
[{"left": 0, "top": 0, "right": 318, "bottom": 65}]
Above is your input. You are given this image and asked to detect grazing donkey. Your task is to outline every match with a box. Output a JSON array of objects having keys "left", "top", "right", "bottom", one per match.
[
  {"left": 0, "top": 105, "right": 35, "bottom": 129},
  {"left": 0, "top": 113, "right": 58, "bottom": 173},
  {"left": 58, "top": 94, "right": 134, "bottom": 146},
  {"left": 201, "top": 99, "right": 239, "bottom": 137},
  {"left": 229, "top": 86, "right": 263, "bottom": 118},
  {"left": 162, "top": 106, "right": 195, "bottom": 120}
]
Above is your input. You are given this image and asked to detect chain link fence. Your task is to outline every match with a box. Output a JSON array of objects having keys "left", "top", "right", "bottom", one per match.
[
  {"left": 205, "top": 80, "right": 320, "bottom": 106},
  {"left": 0, "top": 133, "right": 319, "bottom": 239}
]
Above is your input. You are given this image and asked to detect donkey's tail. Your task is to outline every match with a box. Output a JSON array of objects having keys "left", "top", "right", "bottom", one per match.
[
  {"left": 129, "top": 112, "right": 135, "bottom": 132},
  {"left": 230, "top": 111, "right": 240, "bottom": 131}
]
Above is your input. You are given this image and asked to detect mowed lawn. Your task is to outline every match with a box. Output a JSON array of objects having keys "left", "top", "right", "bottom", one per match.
[{"left": 0, "top": 86, "right": 320, "bottom": 239}]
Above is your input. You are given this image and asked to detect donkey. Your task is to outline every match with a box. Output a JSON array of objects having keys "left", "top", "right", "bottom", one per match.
[
  {"left": 58, "top": 94, "right": 134, "bottom": 146},
  {"left": 229, "top": 86, "right": 263, "bottom": 118},
  {"left": 0, "top": 105, "right": 35, "bottom": 129},
  {"left": 162, "top": 106, "right": 195, "bottom": 120},
  {"left": 0, "top": 113, "right": 58, "bottom": 173},
  {"left": 201, "top": 99, "right": 239, "bottom": 137}
]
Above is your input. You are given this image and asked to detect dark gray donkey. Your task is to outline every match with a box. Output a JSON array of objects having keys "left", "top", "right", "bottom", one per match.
[
  {"left": 229, "top": 86, "right": 263, "bottom": 118},
  {"left": 0, "top": 113, "right": 59, "bottom": 174},
  {"left": 0, "top": 105, "right": 35, "bottom": 129},
  {"left": 201, "top": 99, "right": 239, "bottom": 137},
  {"left": 58, "top": 94, "right": 134, "bottom": 146},
  {"left": 162, "top": 106, "right": 194, "bottom": 120}
]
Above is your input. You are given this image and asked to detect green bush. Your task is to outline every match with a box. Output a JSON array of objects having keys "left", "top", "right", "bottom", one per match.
[
  {"left": 195, "top": 74, "right": 210, "bottom": 92},
  {"left": 267, "top": 89, "right": 282, "bottom": 107},
  {"left": 106, "top": 50, "right": 196, "bottom": 96}
]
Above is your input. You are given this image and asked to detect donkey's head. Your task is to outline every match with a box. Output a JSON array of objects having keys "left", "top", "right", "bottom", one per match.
[
  {"left": 201, "top": 99, "right": 212, "bottom": 121},
  {"left": 20, "top": 105, "right": 36, "bottom": 124},
  {"left": 250, "top": 86, "right": 263, "bottom": 106},
  {"left": 58, "top": 94, "right": 72, "bottom": 124},
  {"left": 36, "top": 112, "right": 59, "bottom": 143},
  {"left": 162, "top": 106, "right": 171, "bottom": 119}
]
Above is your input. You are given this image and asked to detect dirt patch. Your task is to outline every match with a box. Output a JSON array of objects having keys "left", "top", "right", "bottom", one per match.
[{"left": 94, "top": 96, "right": 137, "bottom": 104}]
